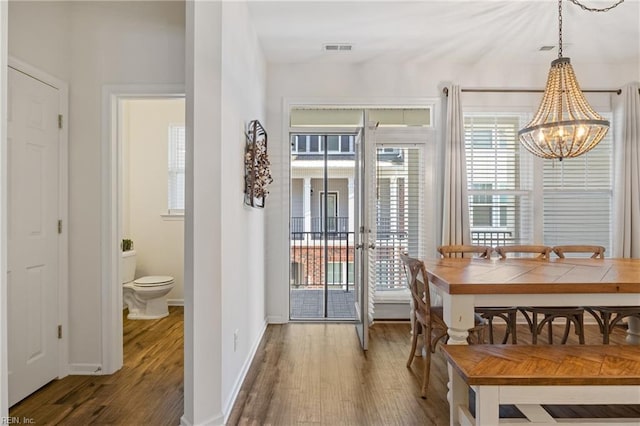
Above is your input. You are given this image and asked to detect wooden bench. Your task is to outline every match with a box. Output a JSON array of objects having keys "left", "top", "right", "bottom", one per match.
[{"left": 441, "top": 344, "right": 640, "bottom": 426}]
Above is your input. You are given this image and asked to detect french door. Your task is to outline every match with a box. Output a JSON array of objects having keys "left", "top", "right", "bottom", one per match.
[{"left": 289, "top": 133, "right": 360, "bottom": 320}]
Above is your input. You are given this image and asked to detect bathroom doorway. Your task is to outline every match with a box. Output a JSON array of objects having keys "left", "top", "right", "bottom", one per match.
[
  {"left": 119, "top": 97, "right": 186, "bottom": 354},
  {"left": 102, "top": 86, "right": 185, "bottom": 374}
]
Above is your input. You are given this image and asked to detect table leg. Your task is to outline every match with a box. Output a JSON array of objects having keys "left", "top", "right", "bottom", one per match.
[
  {"left": 442, "top": 294, "right": 475, "bottom": 425},
  {"left": 627, "top": 317, "right": 640, "bottom": 344},
  {"left": 442, "top": 293, "right": 475, "bottom": 345}
]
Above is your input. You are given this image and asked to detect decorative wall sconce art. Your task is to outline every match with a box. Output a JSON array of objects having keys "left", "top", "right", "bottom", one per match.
[{"left": 244, "top": 119, "right": 273, "bottom": 208}]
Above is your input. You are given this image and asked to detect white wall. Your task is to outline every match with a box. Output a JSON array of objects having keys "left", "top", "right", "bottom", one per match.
[
  {"left": 8, "top": 0, "right": 185, "bottom": 371},
  {"left": 183, "top": 0, "right": 268, "bottom": 423},
  {"left": 123, "top": 99, "right": 185, "bottom": 303},
  {"left": 265, "top": 60, "right": 640, "bottom": 321},
  {"left": 220, "top": 1, "right": 268, "bottom": 419},
  {"left": 1, "top": 0, "right": 8, "bottom": 417}
]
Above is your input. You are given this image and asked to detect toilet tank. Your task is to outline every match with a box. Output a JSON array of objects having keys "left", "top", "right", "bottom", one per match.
[{"left": 122, "top": 250, "right": 137, "bottom": 284}]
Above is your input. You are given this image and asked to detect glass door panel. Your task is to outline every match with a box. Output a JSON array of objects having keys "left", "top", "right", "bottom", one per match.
[{"left": 290, "top": 133, "right": 357, "bottom": 320}]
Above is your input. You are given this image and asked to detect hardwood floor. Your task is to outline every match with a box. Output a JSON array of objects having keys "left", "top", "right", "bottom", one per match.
[
  {"left": 9, "top": 309, "right": 640, "bottom": 425},
  {"left": 228, "top": 321, "right": 640, "bottom": 426},
  {"left": 9, "top": 306, "right": 183, "bottom": 425}
]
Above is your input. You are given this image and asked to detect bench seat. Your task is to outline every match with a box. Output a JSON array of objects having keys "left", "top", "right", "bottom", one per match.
[{"left": 441, "top": 344, "right": 640, "bottom": 426}]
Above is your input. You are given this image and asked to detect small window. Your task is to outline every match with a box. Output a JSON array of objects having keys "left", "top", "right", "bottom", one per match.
[
  {"left": 309, "top": 135, "right": 320, "bottom": 152},
  {"left": 326, "top": 135, "right": 340, "bottom": 152},
  {"left": 168, "top": 125, "right": 185, "bottom": 214},
  {"left": 327, "top": 262, "right": 345, "bottom": 285},
  {"left": 340, "top": 136, "right": 352, "bottom": 153}
]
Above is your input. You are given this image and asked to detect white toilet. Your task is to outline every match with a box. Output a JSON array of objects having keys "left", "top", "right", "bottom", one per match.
[{"left": 122, "top": 250, "right": 174, "bottom": 320}]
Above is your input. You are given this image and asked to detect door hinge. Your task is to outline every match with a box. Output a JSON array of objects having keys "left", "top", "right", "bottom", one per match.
[
  {"left": 58, "top": 114, "right": 63, "bottom": 129},
  {"left": 57, "top": 325, "right": 62, "bottom": 339},
  {"left": 58, "top": 220, "right": 62, "bottom": 234}
]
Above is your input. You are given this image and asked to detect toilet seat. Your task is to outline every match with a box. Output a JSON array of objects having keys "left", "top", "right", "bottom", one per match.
[{"left": 133, "top": 275, "right": 174, "bottom": 287}]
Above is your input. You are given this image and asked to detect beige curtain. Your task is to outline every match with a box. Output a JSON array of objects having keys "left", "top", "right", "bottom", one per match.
[
  {"left": 442, "top": 85, "right": 471, "bottom": 247},
  {"left": 613, "top": 82, "right": 640, "bottom": 258}
]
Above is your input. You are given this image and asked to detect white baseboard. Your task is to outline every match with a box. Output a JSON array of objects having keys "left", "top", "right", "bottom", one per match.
[
  {"left": 180, "top": 412, "right": 224, "bottom": 426},
  {"left": 68, "top": 363, "right": 104, "bottom": 375},
  {"left": 168, "top": 299, "right": 184, "bottom": 306},
  {"left": 223, "top": 319, "right": 268, "bottom": 424},
  {"left": 267, "top": 315, "right": 287, "bottom": 324}
]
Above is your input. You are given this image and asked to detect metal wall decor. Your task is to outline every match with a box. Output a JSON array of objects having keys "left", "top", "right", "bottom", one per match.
[{"left": 244, "top": 119, "right": 272, "bottom": 208}]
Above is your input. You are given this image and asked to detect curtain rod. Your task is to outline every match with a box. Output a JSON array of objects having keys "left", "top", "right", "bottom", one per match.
[{"left": 442, "top": 87, "right": 628, "bottom": 96}]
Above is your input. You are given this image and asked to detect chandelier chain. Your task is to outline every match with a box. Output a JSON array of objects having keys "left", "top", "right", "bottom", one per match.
[
  {"left": 558, "top": 0, "right": 563, "bottom": 57},
  {"left": 558, "top": 0, "right": 624, "bottom": 58},
  {"left": 568, "top": 0, "right": 625, "bottom": 13}
]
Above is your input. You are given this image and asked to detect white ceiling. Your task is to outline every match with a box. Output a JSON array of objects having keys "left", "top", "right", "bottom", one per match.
[{"left": 247, "top": 0, "right": 640, "bottom": 66}]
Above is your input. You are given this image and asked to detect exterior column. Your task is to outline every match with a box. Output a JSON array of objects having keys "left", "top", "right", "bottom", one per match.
[
  {"left": 184, "top": 1, "right": 223, "bottom": 424},
  {"left": 303, "top": 177, "right": 311, "bottom": 232}
]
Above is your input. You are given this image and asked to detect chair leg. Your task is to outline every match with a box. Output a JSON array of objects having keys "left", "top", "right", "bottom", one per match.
[
  {"left": 531, "top": 311, "right": 539, "bottom": 344},
  {"left": 407, "top": 321, "right": 420, "bottom": 367},
  {"left": 602, "top": 311, "right": 612, "bottom": 344},
  {"left": 576, "top": 314, "right": 585, "bottom": 344},
  {"left": 547, "top": 316, "right": 555, "bottom": 344},
  {"left": 509, "top": 311, "right": 518, "bottom": 344},
  {"left": 560, "top": 318, "right": 572, "bottom": 344},
  {"left": 421, "top": 323, "right": 432, "bottom": 399},
  {"left": 487, "top": 316, "right": 495, "bottom": 344}
]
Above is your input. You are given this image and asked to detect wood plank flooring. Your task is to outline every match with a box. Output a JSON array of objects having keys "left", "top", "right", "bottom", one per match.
[
  {"left": 228, "top": 322, "right": 640, "bottom": 426},
  {"left": 9, "top": 308, "right": 640, "bottom": 425},
  {"left": 9, "top": 306, "right": 183, "bottom": 425}
]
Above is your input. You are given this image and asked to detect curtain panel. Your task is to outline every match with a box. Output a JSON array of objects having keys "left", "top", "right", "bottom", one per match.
[
  {"left": 613, "top": 82, "right": 640, "bottom": 258},
  {"left": 441, "top": 85, "right": 471, "bottom": 247}
]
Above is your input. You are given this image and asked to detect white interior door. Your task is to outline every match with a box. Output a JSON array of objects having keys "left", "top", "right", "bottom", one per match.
[{"left": 7, "top": 67, "right": 60, "bottom": 406}]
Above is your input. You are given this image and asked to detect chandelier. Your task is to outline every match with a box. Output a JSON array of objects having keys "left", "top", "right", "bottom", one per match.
[{"left": 518, "top": 0, "right": 624, "bottom": 160}]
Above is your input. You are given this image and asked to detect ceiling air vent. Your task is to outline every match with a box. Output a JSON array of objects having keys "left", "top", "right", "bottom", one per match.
[{"left": 323, "top": 43, "right": 353, "bottom": 52}]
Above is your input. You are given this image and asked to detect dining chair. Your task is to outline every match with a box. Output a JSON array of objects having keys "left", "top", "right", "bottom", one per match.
[
  {"left": 495, "top": 245, "right": 552, "bottom": 260},
  {"left": 553, "top": 245, "right": 605, "bottom": 259},
  {"left": 400, "top": 253, "right": 486, "bottom": 398},
  {"left": 437, "top": 245, "right": 517, "bottom": 344},
  {"left": 437, "top": 244, "right": 492, "bottom": 259},
  {"left": 554, "top": 245, "right": 640, "bottom": 344},
  {"left": 496, "top": 245, "right": 586, "bottom": 344}
]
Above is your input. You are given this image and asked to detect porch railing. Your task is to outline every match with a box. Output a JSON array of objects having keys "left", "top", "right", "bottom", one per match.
[{"left": 290, "top": 231, "right": 355, "bottom": 291}]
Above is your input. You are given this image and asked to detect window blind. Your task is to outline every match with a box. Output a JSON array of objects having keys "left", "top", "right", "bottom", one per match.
[
  {"left": 372, "top": 146, "right": 424, "bottom": 292},
  {"left": 168, "top": 125, "right": 186, "bottom": 212},
  {"left": 465, "top": 115, "right": 532, "bottom": 246},
  {"left": 543, "top": 121, "right": 612, "bottom": 254}
]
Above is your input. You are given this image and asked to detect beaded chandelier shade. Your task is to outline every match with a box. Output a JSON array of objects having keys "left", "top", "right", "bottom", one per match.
[{"left": 518, "top": 0, "right": 623, "bottom": 160}]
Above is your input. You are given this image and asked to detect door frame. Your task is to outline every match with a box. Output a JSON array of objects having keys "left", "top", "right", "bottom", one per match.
[
  {"left": 6, "top": 56, "right": 70, "bottom": 380},
  {"left": 277, "top": 97, "right": 441, "bottom": 324},
  {"left": 101, "top": 85, "right": 184, "bottom": 374}
]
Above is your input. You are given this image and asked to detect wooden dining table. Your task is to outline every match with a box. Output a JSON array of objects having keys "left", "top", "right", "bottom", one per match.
[{"left": 423, "top": 257, "right": 640, "bottom": 425}]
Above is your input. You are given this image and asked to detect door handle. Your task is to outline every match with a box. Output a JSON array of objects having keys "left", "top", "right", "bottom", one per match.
[
  {"left": 368, "top": 243, "right": 376, "bottom": 250},
  {"left": 356, "top": 243, "right": 364, "bottom": 249}
]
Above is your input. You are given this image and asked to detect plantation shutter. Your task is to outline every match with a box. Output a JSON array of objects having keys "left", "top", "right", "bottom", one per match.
[
  {"left": 168, "top": 125, "right": 186, "bottom": 212},
  {"left": 543, "top": 122, "right": 612, "bottom": 254},
  {"left": 371, "top": 144, "right": 425, "bottom": 293},
  {"left": 464, "top": 115, "right": 532, "bottom": 246}
]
